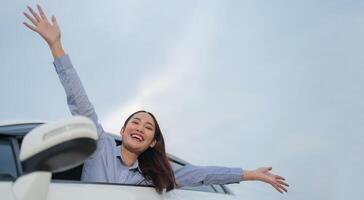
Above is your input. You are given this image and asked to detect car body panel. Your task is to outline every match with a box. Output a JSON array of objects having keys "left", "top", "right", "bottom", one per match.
[
  {"left": 0, "top": 182, "right": 16, "bottom": 200},
  {"left": 47, "top": 182, "right": 238, "bottom": 200}
]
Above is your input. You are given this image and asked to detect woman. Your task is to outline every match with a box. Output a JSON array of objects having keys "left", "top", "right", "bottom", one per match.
[{"left": 23, "top": 4, "right": 289, "bottom": 194}]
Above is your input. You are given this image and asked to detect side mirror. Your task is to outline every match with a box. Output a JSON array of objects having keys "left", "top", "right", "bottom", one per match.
[
  {"left": 13, "top": 116, "right": 98, "bottom": 200},
  {"left": 20, "top": 116, "right": 98, "bottom": 173}
]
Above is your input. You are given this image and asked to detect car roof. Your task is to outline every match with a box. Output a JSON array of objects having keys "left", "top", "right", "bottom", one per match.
[
  {"left": 0, "top": 120, "right": 44, "bottom": 126},
  {"left": 0, "top": 122, "right": 44, "bottom": 136}
]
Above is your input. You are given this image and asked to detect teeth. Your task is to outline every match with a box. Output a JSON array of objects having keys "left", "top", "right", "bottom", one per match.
[{"left": 131, "top": 134, "right": 143, "bottom": 142}]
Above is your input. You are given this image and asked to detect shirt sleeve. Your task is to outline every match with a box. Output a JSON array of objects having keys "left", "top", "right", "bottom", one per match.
[
  {"left": 53, "top": 54, "right": 105, "bottom": 138},
  {"left": 173, "top": 164, "right": 243, "bottom": 187}
]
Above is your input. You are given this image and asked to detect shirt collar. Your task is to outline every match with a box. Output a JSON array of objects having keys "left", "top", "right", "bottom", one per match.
[{"left": 114, "top": 145, "right": 142, "bottom": 173}]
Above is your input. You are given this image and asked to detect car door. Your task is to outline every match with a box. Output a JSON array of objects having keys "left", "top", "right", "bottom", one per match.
[
  {"left": 47, "top": 182, "right": 164, "bottom": 200},
  {"left": 46, "top": 182, "right": 238, "bottom": 200},
  {"left": 166, "top": 189, "right": 238, "bottom": 200}
]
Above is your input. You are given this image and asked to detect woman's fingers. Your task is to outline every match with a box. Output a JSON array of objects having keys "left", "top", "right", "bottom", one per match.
[
  {"left": 273, "top": 179, "right": 289, "bottom": 193},
  {"left": 261, "top": 167, "right": 272, "bottom": 172},
  {"left": 277, "top": 183, "right": 288, "bottom": 193},
  {"left": 23, "top": 22, "right": 37, "bottom": 32},
  {"left": 275, "top": 175, "right": 285, "bottom": 180},
  {"left": 271, "top": 183, "right": 283, "bottom": 194},
  {"left": 257, "top": 166, "right": 289, "bottom": 194},
  {"left": 37, "top": 4, "right": 48, "bottom": 22},
  {"left": 277, "top": 179, "right": 289, "bottom": 187},
  {"left": 23, "top": 4, "right": 51, "bottom": 32},
  {"left": 23, "top": 12, "right": 38, "bottom": 27},
  {"left": 51, "top": 16, "right": 59, "bottom": 27},
  {"left": 27, "top": 6, "right": 41, "bottom": 23}
]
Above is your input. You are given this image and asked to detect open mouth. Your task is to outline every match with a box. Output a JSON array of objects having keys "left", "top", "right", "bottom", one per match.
[{"left": 130, "top": 133, "right": 144, "bottom": 142}]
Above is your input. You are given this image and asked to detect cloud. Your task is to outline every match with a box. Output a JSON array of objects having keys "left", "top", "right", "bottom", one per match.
[{"left": 101, "top": 3, "right": 218, "bottom": 134}]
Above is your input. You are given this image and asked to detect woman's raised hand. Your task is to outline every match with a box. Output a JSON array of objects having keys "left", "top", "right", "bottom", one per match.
[
  {"left": 243, "top": 167, "right": 289, "bottom": 194},
  {"left": 23, "top": 4, "right": 64, "bottom": 58},
  {"left": 23, "top": 4, "right": 61, "bottom": 48}
]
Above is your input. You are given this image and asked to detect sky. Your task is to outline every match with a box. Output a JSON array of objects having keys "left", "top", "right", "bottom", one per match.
[{"left": 1, "top": 0, "right": 364, "bottom": 199}]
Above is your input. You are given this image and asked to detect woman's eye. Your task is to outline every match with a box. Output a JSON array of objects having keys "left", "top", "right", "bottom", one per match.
[
  {"left": 131, "top": 121, "right": 138, "bottom": 124},
  {"left": 146, "top": 127, "right": 153, "bottom": 131}
]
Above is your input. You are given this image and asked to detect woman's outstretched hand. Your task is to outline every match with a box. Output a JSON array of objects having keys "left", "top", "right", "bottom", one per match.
[
  {"left": 23, "top": 4, "right": 64, "bottom": 58},
  {"left": 243, "top": 167, "right": 289, "bottom": 194}
]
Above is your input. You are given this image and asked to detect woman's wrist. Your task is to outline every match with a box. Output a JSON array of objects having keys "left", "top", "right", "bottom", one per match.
[
  {"left": 242, "top": 170, "right": 258, "bottom": 181},
  {"left": 49, "top": 40, "right": 65, "bottom": 59}
]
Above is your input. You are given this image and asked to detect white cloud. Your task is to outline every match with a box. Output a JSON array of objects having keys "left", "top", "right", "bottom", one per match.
[{"left": 101, "top": 3, "right": 218, "bottom": 134}]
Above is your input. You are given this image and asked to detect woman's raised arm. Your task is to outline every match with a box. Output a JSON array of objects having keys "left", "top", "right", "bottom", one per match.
[{"left": 23, "top": 5, "right": 105, "bottom": 137}]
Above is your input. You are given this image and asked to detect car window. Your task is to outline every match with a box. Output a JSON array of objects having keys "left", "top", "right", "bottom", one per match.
[
  {"left": 52, "top": 160, "right": 224, "bottom": 194},
  {"left": 0, "top": 138, "right": 17, "bottom": 180}
]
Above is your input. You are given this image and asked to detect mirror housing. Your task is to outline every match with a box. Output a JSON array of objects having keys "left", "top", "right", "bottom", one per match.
[{"left": 19, "top": 116, "right": 98, "bottom": 173}]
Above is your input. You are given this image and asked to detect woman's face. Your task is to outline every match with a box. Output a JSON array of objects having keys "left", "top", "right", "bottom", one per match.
[{"left": 120, "top": 112, "right": 157, "bottom": 153}]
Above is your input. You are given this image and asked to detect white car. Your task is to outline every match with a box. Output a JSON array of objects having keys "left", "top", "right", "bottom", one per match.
[{"left": 0, "top": 117, "right": 239, "bottom": 200}]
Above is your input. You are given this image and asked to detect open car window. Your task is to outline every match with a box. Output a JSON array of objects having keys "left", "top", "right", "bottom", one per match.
[
  {"left": 51, "top": 161, "right": 227, "bottom": 194},
  {"left": 11, "top": 128, "right": 230, "bottom": 194}
]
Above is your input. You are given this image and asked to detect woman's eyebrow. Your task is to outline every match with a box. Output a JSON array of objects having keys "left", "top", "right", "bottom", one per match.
[
  {"left": 145, "top": 122, "right": 154, "bottom": 128},
  {"left": 133, "top": 117, "right": 154, "bottom": 128},
  {"left": 133, "top": 117, "right": 141, "bottom": 121}
]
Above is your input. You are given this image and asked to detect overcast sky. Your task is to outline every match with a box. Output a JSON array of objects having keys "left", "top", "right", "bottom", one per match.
[{"left": 1, "top": 0, "right": 364, "bottom": 199}]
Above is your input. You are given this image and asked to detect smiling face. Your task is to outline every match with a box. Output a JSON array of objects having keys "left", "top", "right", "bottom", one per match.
[{"left": 120, "top": 112, "right": 157, "bottom": 154}]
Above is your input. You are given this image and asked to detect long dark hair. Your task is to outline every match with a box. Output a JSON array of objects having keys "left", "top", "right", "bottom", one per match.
[{"left": 122, "top": 110, "right": 176, "bottom": 193}]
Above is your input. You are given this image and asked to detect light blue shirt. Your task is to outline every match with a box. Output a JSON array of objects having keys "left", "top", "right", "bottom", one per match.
[{"left": 53, "top": 54, "right": 243, "bottom": 187}]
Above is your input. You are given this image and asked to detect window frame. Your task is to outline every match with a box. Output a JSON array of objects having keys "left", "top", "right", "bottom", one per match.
[{"left": 168, "top": 158, "right": 231, "bottom": 194}]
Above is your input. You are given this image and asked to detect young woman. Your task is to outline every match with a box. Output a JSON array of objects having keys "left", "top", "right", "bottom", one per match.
[{"left": 23, "top": 4, "right": 289, "bottom": 194}]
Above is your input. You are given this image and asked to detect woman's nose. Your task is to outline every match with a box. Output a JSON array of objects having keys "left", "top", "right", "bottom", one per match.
[{"left": 135, "top": 125, "right": 144, "bottom": 133}]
